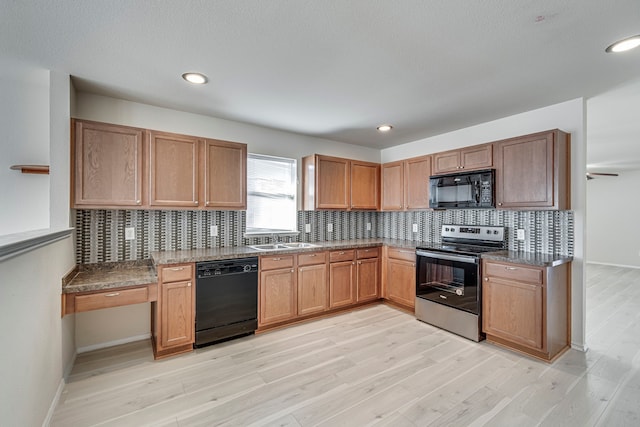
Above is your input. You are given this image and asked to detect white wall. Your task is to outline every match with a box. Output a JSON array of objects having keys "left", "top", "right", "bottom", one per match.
[
  {"left": 586, "top": 169, "right": 640, "bottom": 268},
  {"left": 0, "top": 237, "right": 75, "bottom": 426},
  {"left": 0, "top": 59, "right": 51, "bottom": 235},
  {"left": 382, "top": 98, "right": 588, "bottom": 351}
]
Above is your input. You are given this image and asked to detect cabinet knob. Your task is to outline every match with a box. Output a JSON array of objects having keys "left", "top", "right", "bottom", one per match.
[
  {"left": 339, "top": 251, "right": 345, "bottom": 255},
  {"left": 357, "top": 261, "right": 362, "bottom": 265},
  {"left": 498, "top": 202, "right": 503, "bottom": 206},
  {"left": 291, "top": 269, "right": 294, "bottom": 273},
  {"left": 484, "top": 277, "right": 489, "bottom": 281},
  {"left": 273, "top": 257, "right": 282, "bottom": 261},
  {"left": 412, "top": 263, "right": 416, "bottom": 267},
  {"left": 136, "top": 200, "right": 141, "bottom": 204},
  {"left": 187, "top": 282, "right": 192, "bottom": 287}
]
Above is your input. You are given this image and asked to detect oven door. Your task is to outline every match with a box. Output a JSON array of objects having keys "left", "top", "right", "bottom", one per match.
[{"left": 415, "top": 250, "right": 480, "bottom": 314}]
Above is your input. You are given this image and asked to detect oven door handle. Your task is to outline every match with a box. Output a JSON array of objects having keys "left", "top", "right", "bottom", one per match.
[{"left": 416, "top": 250, "right": 478, "bottom": 264}]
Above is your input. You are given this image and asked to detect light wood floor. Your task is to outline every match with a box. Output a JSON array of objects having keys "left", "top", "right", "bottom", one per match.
[{"left": 52, "top": 264, "right": 640, "bottom": 426}]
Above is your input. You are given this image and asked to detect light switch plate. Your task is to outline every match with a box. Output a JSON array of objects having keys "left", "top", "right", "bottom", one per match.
[
  {"left": 305, "top": 223, "right": 311, "bottom": 233},
  {"left": 210, "top": 225, "right": 218, "bottom": 237},
  {"left": 412, "top": 223, "right": 418, "bottom": 233},
  {"left": 366, "top": 222, "right": 371, "bottom": 231},
  {"left": 125, "top": 227, "right": 135, "bottom": 240},
  {"left": 517, "top": 229, "right": 525, "bottom": 240},
  {"left": 327, "top": 223, "right": 333, "bottom": 233}
]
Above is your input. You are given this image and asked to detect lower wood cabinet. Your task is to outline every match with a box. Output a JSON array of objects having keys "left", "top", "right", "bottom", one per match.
[
  {"left": 329, "top": 250, "right": 356, "bottom": 308},
  {"left": 384, "top": 247, "right": 416, "bottom": 310},
  {"left": 259, "top": 255, "right": 297, "bottom": 327},
  {"left": 356, "top": 248, "right": 380, "bottom": 302},
  {"left": 297, "top": 253, "right": 328, "bottom": 316},
  {"left": 482, "top": 259, "right": 570, "bottom": 362},
  {"left": 153, "top": 263, "right": 195, "bottom": 359}
]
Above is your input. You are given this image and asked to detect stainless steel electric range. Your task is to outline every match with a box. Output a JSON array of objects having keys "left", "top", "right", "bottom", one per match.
[{"left": 415, "top": 224, "right": 505, "bottom": 341}]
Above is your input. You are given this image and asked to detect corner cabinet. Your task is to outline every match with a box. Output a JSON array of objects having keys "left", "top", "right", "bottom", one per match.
[
  {"left": 302, "top": 154, "right": 380, "bottom": 210},
  {"left": 381, "top": 155, "right": 431, "bottom": 211},
  {"left": 72, "top": 119, "right": 144, "bottom": 208},
  {"left": 152, "top": 263, "right": 195, "bottom": 359},
  {"left": 494, "top": 129, "right": 570, "bottom": 210},
  {"left": 482, "top": 259, "right": 570, "bottom": 362},
  {"left": 432, "top": 143, "right": 493, "bottom": 175}
]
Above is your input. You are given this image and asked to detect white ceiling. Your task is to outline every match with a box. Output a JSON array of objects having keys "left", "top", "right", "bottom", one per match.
[{"left": 1, "top": 1, "right": 640, "bottom": 162}]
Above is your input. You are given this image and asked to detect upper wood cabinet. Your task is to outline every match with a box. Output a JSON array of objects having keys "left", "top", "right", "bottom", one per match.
[
  {"left": 303, "top": 154, "right": 380, "bottom": 210},
  {"left": 432, "top": 143, "right": 493, "bottom": 175},
  {"left": 381, "top": 155, "right": 431, "bottom": 211},
  {"left": 494, "top": 129, "right": 569, "bottom": 210},
  {"left": 148, "top": 131, "right": 199, "bottom": 208},
  {"left": 203, "top": 139, "right": 247, "bottom": 209},
  {"left": 72, "top": 120, "right": 144, "bottom": 208},
  {"left": 72, "top": 119, "right": 247, "bottom": 210}
]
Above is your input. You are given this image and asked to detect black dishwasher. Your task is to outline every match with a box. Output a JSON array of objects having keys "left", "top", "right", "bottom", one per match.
[{"left": 195, "top": 258, "right": 258, "bottom": 348}]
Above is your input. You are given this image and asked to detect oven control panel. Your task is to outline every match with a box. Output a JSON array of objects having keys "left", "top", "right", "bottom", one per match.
[{"left": 442, "top": 225, "right": 504, "bottom": 242}]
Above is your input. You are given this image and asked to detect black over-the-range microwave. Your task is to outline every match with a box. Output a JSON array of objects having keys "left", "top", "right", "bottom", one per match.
[{"left": 429, "top": 169, "right": 495, "bottom": 209}]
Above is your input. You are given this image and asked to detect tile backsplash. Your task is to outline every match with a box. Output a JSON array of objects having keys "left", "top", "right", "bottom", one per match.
[{"left": 75, "top": 209, "right": 573, "bottom": 263}]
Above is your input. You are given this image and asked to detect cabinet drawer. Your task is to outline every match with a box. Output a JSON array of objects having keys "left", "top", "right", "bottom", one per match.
[
  {"left": 329, "top": 250, "right": 355, "bottom": 263},
  {"left": 298, "top": 251, "right": 327, "bottom": 266},
  {"left": 484, "top": 262, "right": 543, "bottom": 284},
  {"left": 161, "top": 264, "right": 193, "bottom": 283},
  {"left": 74, "top": 286, "right": 149, "bottom": 312},
  {"left": 261, "top": 255, "right": 295, "bottom": 270},
  {"left": 357, "top": 247, "right": 380, "bottom": 259},
  {"left": 387, "top": 247, "right": 416, "bottom": 262}
]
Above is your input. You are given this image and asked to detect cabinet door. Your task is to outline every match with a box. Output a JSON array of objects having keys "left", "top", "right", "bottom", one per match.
[
  {"left": 461, "top": 144, "right": 492, "bottom": 170},
  {"left": 316, "top": 156, "right": 350, "bottom": 209},
  {"left": 381, "top": 161, "right": 404, "bottom": 211},
  {"left": 357, "top": 257, "right": 379, "bottom": 302},
  {"left": 329, "top": 260, "right": 355, "bottom": 308},
  {"left": 259, "top": 268, "right": 296, "bottom": 326},
  {"left": 386, "top": 258, "right": 415, "bottom": 309},
  {"left": 160, "top": 280, "right": 194, "bottom": 349},
  {"left": 404, "top": 155, "right": 431, "bottom": 209},
  {"left": 298, "top": 264, "right": 327, "bottom": 316},
  {"left": 203, "top": 139, "right": 247, "bottom": 209},
  {"left": 73, "top": 120, "right": 143, "bottom": 207},
  {"left": 495, "top": 132, "right": 554, "bottom": 209},
  {"left": 350, "top": 161, "right": 379, "bottom": 210},
  {"left": 483, "top": 277, "right": 543, "bottom": 350},
  {"left": 432, "top": 150, "right": 461, "bottom": 174},
  {"left": 148, "top": 131, "right": 199, "bottom": 207}
]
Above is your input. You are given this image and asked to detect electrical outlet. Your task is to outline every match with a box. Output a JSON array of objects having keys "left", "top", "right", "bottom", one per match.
[
  {"left": 327, "top": 223, "right": 333, "bottom": 233},
  {"left": 517, "top": 229, "right": 525, "bottom": 241},
  {"left": 412, "top": 223, "right": 418, "bottom": 233},
  {"left": 366, "top": 222, "right": 371, "bottom": 231},
  {"left": 210, "top": 225, "right": 218, "bottom": 237},
  {"left": 305, "top": 223, "right": 311, "bottom": 233},
  {"left": 125, "top": 227, "right": 135, "bottom": 240}
]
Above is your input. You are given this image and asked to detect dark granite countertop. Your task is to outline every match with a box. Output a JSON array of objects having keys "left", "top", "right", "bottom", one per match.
[
  {"left": 62, "top": 260, "right": 157, "bottom": 294},
  {"left": 481, "top": 250, "right": 572, "bottom": 267},
  {"left": 63, "top": 240, "right": 572, "bottom": 293}
]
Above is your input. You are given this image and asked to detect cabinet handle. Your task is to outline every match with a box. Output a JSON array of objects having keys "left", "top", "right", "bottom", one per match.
[
  {"left": 187, "top": 282, "right": 192, "bottom": 287},
  {"left": 485, "top": 277, "right": 489, "bottom": 281},
  {"left": 195, "top": 200, "right": 198, "bottom": 204},
  {"left": 339, "top": 251, "right": 345, "bottom": 255},
  {"left": 105, "top": 292, "right": 120, "bottom": 297},
  {"left": 357, "top": 261, "right": 362, "bottom": 265},
  {"left": 412, "top": 263, "right": 416, "bottom": 267},
  {"left": 291, "top": 269, "right": 295, "bottom": 273},
  {"left": 505, "top": 267, "right": 517, "bottom": 271},
  {"left": 352, "top": 262, "right": 355, "bottom": 265},
  {"left": 273, "top": 257, "right": 282, "bottom": 261},
  {"left": 170, "top": 267, "right": 185, "bottom": 271},
  {"left": 136, "top": 200, "right": 141, "bottom": 204},
  {"left": 498, "top": 202, "right": 503, "bottom": 206},
  {"left": 308, "top": 254, "right": 316, "bottom": 257}
]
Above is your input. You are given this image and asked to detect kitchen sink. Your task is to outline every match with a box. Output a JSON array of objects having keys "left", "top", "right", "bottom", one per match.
[
  {"left": 248, "top": 242, "right": 321, "bottom": 251},
  {"left": 281, "top": 242, "right": 320, "bottom": 249}
]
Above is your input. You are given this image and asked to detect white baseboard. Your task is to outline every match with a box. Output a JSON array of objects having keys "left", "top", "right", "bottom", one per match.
[
  {"left": 586, "top": 261, "right": 640, "bottom": 270},
  {"left": 42, "top": 378, "right": 65, "bottom": 427},
  {"left": 571, "top": 342, "right": 589, "bottom": 352},
  {"left": 77, "top": 333, "right": 151, "bottom": 354}
]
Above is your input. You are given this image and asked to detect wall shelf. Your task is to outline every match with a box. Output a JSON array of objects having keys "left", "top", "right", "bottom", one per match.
[{"left": 10, "top": 165, "right": 49, "bottom": 174}]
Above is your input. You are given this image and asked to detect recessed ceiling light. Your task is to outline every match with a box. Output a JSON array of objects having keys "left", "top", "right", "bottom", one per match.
[
  {"left": 377, "top": 124, "right": 393, "bottom": 132},
  {"left": 605, "top": 35, "right": 640, "bottom": 53},
  {"left": 182, "top": 72, "right": 208, "bottom": 84}
]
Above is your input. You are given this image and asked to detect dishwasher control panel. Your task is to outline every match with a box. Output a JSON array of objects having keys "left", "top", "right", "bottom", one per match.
[{"left": 197, "top": 258, "right": 258, "bottom": 278}]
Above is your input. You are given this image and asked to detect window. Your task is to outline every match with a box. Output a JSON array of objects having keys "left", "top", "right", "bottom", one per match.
[{"left": 246, "top": 154, "right": 297, "bottom": 234}]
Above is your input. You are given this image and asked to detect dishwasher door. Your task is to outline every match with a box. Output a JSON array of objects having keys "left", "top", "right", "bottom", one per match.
[{"left": 195, "top": 258, "right": 258, "bottom": 347}]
